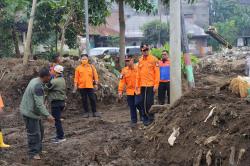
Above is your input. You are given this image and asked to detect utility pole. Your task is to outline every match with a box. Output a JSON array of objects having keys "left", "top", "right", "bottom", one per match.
[
  {"left": 170, "top": 0, "right": 182, "bottom": 105},
  {"left": 84, "top": 0, "right": 90, "bottom": 55},
  {"left": 181, "top": 4, "right": 195, "bottom": 88},
  {"left": 157, "top": 0, "right": 162, "bottom": 47}
]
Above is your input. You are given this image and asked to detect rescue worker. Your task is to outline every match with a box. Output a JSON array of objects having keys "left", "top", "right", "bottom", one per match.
[
  {"left": 20, "top": 67, "right": 54, "bottom": 160},
  {"left": 158, "top": 50, "right": 170, "bottom": 104},
  {"left": 136, "top": 44, "right": 160, "bottom": 123},
  {"left": 46, "top": 65, "right": 66, "bottom": 143},
  {"left": 74, "top": 54, "right": 100, "bottom": 118},
  {"left": 0, "top": 94, "right": 10, "bottom": 148},
  {"left": 118, "top": 56, "right": 147, "bottom": 127}
]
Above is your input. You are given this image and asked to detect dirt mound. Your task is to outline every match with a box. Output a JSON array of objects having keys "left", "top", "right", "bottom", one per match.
[
  {"left": 132, "top": 49, "right": 250, "bottom": 165},
  {"left": 0, "top": 58, "right": 118, "bottom": 128}
]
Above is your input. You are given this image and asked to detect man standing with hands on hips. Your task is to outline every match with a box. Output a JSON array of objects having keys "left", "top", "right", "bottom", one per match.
[{"left": 136, "top": 44, "right": 160, "bottom": 124}]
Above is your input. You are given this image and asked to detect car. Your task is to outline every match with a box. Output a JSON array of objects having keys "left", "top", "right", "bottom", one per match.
[
  {"left": 88, "top": 47, "right": 119, "bottom": 57},
  {"left": 125, "top": 46, "right": 141, "bottom": 56}
]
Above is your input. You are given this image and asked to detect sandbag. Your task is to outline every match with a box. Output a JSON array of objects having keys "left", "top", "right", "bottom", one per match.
[{"left": 229, "top": 76, "right": 250, "bottom": 98}]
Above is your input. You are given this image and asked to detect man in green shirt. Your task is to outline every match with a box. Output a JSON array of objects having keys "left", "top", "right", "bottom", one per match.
[
  {"left": 46, "top": 65, "right": 66, "bottom": 144},
  {"left": 20, "top": 67, "right": 54, "bottom": 160}
]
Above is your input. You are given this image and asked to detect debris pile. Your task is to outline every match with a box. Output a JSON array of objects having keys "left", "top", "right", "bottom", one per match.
[
  {"left": 0, "top": 58, "right": 118, "bottom": 112},
  {"left": 132, "top": 48, "right": 250, "bottom": 165}
]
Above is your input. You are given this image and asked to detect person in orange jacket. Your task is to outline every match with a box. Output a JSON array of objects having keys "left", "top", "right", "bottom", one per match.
[
  {"left": 0, "top": 94, "right": 10, "bottom": 148},
  {"left": 136, "top": 44, "right": 160, "bottom": 123},
  {"left": 74, "top": 54, "right": 100, "bottom": 118},
  {"left": 118, "top": 56, "right": 148, "bottom": 127}
]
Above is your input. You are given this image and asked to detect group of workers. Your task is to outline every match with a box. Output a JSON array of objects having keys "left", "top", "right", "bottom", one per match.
[
  {"left": 119, "top": 45, "right": 170, "bottom": 126},
  {"left": 0, "top": 44, "right": 171, "bottom": 160}
]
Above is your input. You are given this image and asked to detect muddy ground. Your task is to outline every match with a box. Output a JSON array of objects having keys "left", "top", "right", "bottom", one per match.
[{"left": 0, "top": 54, "right": 250, "bottom": 166}]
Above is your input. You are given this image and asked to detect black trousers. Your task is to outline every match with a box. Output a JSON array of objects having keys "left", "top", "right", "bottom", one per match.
[
  {"left": 141, "top": 87, "right": 154, "bottom": 121},
  {"left": 79, "top": 88, "right": 96, "bottom": 113},
  {"left": 51, "top": 100, "right": 65, "bottom": 139},
  {"left": 23, "top": 116, "right": 44, "bottom": 158},
  {"left": 158, "top": 82, "right": 170, "bottom": 104}
]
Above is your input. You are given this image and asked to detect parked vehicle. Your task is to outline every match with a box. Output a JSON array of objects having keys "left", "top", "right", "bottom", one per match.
[
  {"left": 88, "top": 47, "right": 119, "bottom": 57},
  {"left": 125, "top": 46, "right": 141, "bottom": 56}
]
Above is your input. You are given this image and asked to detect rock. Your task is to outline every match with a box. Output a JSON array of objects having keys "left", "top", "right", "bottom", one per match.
[{"left": 204, "top": 135, "right": 219, "bottom": 145}]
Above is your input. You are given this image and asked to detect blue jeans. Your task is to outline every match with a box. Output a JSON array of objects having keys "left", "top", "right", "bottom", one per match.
[{"left": 51, "top": 101, "right": 65, "bottom": 139}]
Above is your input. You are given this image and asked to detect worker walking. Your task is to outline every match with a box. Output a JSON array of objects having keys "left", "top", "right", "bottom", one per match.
[
  {"left": 20, "top": 67, "right": 54, "bottom": 160},
  {"left": 136, "top": 44, "right": 160, "bottom": 123},
  {"left": 74, "top": 54, "right": 100, "bottom": 118},
  {"left": 118, "top": 56, "right": 148, "bottom": 127},
  {"left": 158, "top": 50, "right": 170, "bottom": 104},
  {"left": 46, "top": 65, "right": 66, "bottom": 144},
  {"left": 0, "top": 94, "right": 10, "bottom": 148}
]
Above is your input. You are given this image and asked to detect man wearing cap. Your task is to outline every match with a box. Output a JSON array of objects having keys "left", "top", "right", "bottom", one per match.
[
  {"left": 158, "top": 50, "right": 170, "bottom": 104},
  {"left": 20, "top": 67, "right": 55, "bottom": 160},
  {"left": 136, "top": 44, "right": 160, "bottom": 123},
  {"left": 118, "top": 56, "right": 148, "bottom": 127},
  {"left": 46, "top": 65, "right": 66, "bottom": 143}
]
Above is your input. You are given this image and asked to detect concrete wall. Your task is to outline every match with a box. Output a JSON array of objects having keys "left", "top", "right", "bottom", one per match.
[{"left": 182, "top": 0, "right": 210, "bottom": 28}]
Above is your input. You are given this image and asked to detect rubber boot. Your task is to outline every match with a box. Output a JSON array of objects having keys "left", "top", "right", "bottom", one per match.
[{"left": 0, "top": 132, "right": 10, "bottom": 148}]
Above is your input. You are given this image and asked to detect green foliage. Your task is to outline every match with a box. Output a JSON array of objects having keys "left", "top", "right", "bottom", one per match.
[
  {"left": 150, "top": 43, "right": 170, "bottom": 59},
  {"left": 0, "top": 0, "right": 28, "bottom": 57},
  {"left": 150, "top": 43, "right": 199, "bottom": 74},
  {"left": 141, "top": 20, "right": 169, "bottom": 46},
  {"left": 209, "top": 0, "right": 250, "bottom": 49},
  {"left": 181, "top": 53, "right": 199, "bottom": 74},
  {"left": 209, "top": 20, "right": 238, "bottom": 50}
]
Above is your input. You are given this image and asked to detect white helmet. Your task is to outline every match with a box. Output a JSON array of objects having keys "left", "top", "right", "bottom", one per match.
[{"left": 54, "top": 65, "right": 64, "bottom": 74}]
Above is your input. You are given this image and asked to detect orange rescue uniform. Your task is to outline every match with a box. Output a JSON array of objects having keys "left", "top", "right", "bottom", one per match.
[
  {"left": 0, "top": 95, "right": 4, "bottom": 108},
  {"left": 136, "top": 54, "right": 160, "bottom": 88},
  {"left": 118, "top": 66, "right": 139, "bottom": 95},
  {"left": 74, "top": 64, "right": 99, "bottom": 89}
]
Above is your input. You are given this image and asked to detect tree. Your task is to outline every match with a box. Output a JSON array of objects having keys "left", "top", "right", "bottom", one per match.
[
  {"left": 141, "top": 20, "right": 169, "bottom": 46},
  {"left": 22, "top": 0, "right": 110, "bottom": 61},
  {"left": 0, "top": 0, "right": 29, "bottom": 57},
  {"left": 210, "top": 0, "right": 250, "bottom": 49},
  {"left": 112, "top": 0, "right": 153, "bottom": 67},
  {"left": 23, "top": 0, "right": 37, "bottom": 65}
]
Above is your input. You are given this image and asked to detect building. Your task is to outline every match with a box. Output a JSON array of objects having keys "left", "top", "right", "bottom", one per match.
[{"left": 90, "top": 1, "right": 210, "bottom": 56}]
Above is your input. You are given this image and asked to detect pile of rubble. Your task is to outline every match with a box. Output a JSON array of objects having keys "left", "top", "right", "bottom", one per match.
[
  {"left": 196, "top": 47, "right": 250, "bottom": 75},
  {"left": 131, "top": 48, "right": 250, "bottom": 165},
  {"left": 0, "top": 58, "right": 119, "bottom": 112}
]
